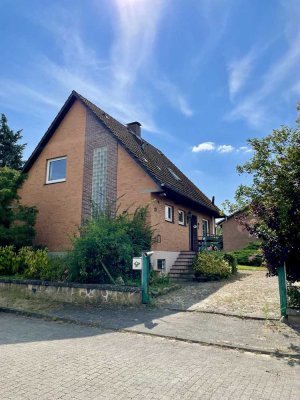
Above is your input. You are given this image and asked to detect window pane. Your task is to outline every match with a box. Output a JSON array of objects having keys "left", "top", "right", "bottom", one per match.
[
  {"left": 49, "top": 159, "right": 66, "bottom": 181},
  {"left": 202, "top": 220, "right": 209, "bottom": 236},
  {"left": 178, "top": 210, "right": 184, "bottom": 223}
]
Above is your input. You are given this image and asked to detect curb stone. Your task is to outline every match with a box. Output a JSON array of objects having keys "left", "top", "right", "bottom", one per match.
[
  {"left": 158, "top": 307, "right": 279, "bottom": 321},
  {"left": 1, "top": 305, "right": 299, "bottom": 360}
]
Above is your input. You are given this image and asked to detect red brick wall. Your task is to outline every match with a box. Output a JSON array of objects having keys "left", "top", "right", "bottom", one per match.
[
  {"left": 150, "top": 194, "right": 215, "bottom": 252},
  {"left": 19, "top": 100, "right": 86, "bottom": 251},
  {"left": 116, "top": 144, "right": 159, "bottom": 213},
  {"left": 222, "top": 215, "right": 256, "bottom": 251}
]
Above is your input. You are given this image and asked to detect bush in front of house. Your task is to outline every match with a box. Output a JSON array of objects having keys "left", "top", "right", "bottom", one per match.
[
  {"left": 192, "top": 251, "right": 232, "bottom": 280},
  {"left": 0, "top": 246, "right": 50, "bottom": 279},
  {"left": 0, "top": 245, "right": 18, "bottom": 275},
  {"left": 231, "top": 241, "right": 263, "bottom": 266},
  {"left": 223, "top": 252, "right": 238, "bottom": 274},
  {"left": 68, "top": 206, "right": 153, "bottom": 284},
  {"left": 288, "top": 286, "right": 300, "bottom": 309}
]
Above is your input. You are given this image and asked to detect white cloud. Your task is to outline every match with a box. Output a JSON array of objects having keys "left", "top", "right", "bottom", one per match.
[
  {"left": 155, "top": 79, "right": 193, "bottom": 117},
  {"left": 228, "top": 51, "right": 255, "bottom": 100},
  {"left": 217, "top": 144, "right": 235, "bottom": 153},
  {"left": 111, "top": 0, "right": 165, "bottom": 90},
  {"left": 1, "top": 1, "right": 178, "bottom": 142},
  {"left": 192, "top": 142, "right": 253, "bottom": 155},
  {"left": 238, "top": 146, "right": 252, "bottom": 153},
  {"left": 227, "top": 7, "right": 300, "bottom": 129},
  {"left": 192, "top": 142, "right": 216, "bottom": 152}
]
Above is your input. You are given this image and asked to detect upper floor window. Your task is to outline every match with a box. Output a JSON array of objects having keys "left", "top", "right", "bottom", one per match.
[
  {"left": 46, "top": 156, "right": 67, "bottom": 184},
  {"left": 178, "top": 209, "right": 185, "bottom": 225},
  {"left": 165, "top": 205, "right": 173, "bottom": 222}
]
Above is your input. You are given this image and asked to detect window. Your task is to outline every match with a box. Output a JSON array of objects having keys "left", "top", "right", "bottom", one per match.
[
  {"left": 165, "top": 205, "right": 173, "bottom": 222},
  {"left": 168, "top": 168, "right": 181, "bottom": 181},
  {"left": 46, "top": 157, "right": 67, "bottom": 184},
  {"left": 202, "top": 219, "right": 210, "bottom": 237},
  {"left": 157, "top": 259, "right": 166, "bottom": 270},
  {"left": 178, "top": 209, "right": 185, "bottom": 225},
  {"left": 92, "top": 147, "right": 107, "bottom": 212}
]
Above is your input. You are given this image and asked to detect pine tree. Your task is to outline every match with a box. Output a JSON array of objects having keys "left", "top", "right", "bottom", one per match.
[{"left": 0, "top": 114, "right": 26, "bottom": 170}]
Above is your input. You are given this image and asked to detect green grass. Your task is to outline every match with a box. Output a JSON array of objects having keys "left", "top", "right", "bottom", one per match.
[{"left": 237, "top": 265, "right": 266, "bottom": 271}]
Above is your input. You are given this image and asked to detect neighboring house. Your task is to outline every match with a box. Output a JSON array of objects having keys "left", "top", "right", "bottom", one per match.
[
  {"left": 218, "top": 210, "right": 256, "bottom": 251},
  {"left": 20, "top": 91, "right": 220, "bottom": 272}
]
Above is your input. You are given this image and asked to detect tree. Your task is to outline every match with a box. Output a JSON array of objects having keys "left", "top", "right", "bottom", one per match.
[
  {"left": 225, "top": 123, "right": 300, "bottom": 281},
  {"left": 0, "top": 114, "right": 26, "bottom": 170},
  {"left": 0, "top": 167, "right": 37, "bottom": 247}
]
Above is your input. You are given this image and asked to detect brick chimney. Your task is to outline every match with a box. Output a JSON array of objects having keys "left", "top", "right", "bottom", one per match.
[{"left": 127, "top": 121, "right": 141, "bottom": 137}]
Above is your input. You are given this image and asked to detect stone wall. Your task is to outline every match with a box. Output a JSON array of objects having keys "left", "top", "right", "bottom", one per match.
[{"left": 0, "top": 279, "right": 141, "bottom": 306}]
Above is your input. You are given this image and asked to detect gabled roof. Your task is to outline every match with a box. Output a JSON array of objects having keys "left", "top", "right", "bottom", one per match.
[{"left": 23, "top": 91, "right": 220, "bottom": 216}]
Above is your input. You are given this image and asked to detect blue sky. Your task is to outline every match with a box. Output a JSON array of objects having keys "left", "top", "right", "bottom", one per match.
[{"left": 1, "top": 0, "right": 300, "bottom": 208}]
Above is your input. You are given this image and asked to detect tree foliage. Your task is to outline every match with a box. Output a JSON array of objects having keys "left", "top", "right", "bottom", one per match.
[
  {"left": 0, "top": 114, "right": 26, "bottom": 170},
  {"left": 225, "top": 124, "right": 300, "bottom": 281},
  {"left": 0, "top": 167, "right": 37, "bottom": 247}
]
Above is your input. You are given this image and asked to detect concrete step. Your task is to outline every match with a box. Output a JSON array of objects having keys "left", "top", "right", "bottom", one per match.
[
  {"left": 169, "top": 271, "right": 194, "bottom": 277},
  {"left": 169, "top": 251, "right": 196, "bottom": 282},
  {"left": 173, "top": 264, "right": 193, "bottom": 269},
  {"left": 169, "top": 275, "right": 194, "bottom": 282},
  {"left": 169, "top": 269, "right": 193, "bottom": 274}
]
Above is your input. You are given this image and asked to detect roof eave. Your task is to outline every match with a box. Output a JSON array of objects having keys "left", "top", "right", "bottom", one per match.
[{"left": 162, "top": 184, "right": 221, "bottom": 217}]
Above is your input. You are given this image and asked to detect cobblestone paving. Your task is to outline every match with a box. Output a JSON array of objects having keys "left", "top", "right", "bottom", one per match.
[
  {"left": 157, "top": 271, "right": 280, "bottom": 318},
  {"left": 1, "top": 313, "right": 299, "bottom": 400}
]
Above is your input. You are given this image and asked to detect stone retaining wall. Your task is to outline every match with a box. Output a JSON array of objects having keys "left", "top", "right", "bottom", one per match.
[{"left": 0, "top": 279, "right": 141, "bottom": 306}]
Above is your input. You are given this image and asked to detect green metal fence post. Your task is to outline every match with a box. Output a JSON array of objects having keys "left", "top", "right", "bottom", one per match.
[
  {"left": 141, "top": 253, "right": 150, "bottom": 304},
  {"left": 278, "top": 265, "right": 287, "bottom": 317}
]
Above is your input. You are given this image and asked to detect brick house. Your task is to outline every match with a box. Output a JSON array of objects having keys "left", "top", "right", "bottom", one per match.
[
  {"left": 20, "top": 91, "right": 220, "bottom": 273},
  {"left": 218, "top": 210, "right": 256, "bottom": 252}
]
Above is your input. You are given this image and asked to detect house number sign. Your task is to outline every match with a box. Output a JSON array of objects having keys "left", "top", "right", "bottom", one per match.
[{"left": 132, "top": 257, "right": 142, "bottom": 270}]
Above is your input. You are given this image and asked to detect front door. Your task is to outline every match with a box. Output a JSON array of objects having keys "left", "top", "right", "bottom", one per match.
[{"left": 190, "top": 215, "right": 198, "bottom": 251}]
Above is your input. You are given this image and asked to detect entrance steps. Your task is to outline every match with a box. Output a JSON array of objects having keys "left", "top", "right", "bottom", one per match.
[{"left": 169, "top": 251, "right": 196, "bottom": 282}]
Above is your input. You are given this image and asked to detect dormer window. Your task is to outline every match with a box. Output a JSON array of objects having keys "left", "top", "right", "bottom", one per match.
[{"left": 46, "top": 156, "right": 67, "bottom": 184}]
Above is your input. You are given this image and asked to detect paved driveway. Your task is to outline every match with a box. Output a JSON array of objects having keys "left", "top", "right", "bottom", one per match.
[
  {"left": 1, "top": 313, "right": 299, "bottom": 400},
  {"left": 157, "top": 270, "right": 280, "bottom": 318}
]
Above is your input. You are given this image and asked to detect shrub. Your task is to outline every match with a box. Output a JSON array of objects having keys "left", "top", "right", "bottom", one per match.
[
  {"left": 68, "top": 206, "right": 153, "bottom": 283},
  {"left": 288, "top": 286, "right": 300, "bottom": 309},
  {"left": 150, "top": 269, "right": 170, "bottom": 286},
  {"left": 193, "top": 251, "right": 231, "bottom": 280},
  {"left": 223, "top": 253, "right": 237, "bottom": 274},
  {"left": 20, "top": 247, "right": 49, "bottom": 279},
  {"left": 231, "top": 241, "right": 263, "bottom": 266},
  {"left": 0, "top": 246, "right": 50, "bottom": 279},
  {"left": 39, "top": 255, "right": 69, "bottom": 282},
  {"left": 0, "top": 245, "right": 17, "bottom": 275}
]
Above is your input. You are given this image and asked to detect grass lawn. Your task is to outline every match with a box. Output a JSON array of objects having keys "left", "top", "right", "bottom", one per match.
[{"left": 237, "top": 265, "right": 266, "bottom": 271}]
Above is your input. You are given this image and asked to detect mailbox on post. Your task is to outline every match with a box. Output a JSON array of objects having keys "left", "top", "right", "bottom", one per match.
[{"left": 133, "top": 252, "right": 153, "bottom": 304}]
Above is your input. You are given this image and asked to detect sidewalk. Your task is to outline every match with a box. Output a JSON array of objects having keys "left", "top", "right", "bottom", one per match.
[{"left": 1, "top": 301, "right": 299, "bottom": 359}]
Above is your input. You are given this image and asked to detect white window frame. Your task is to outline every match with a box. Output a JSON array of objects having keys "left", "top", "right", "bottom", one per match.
[
  {"left": 157, "top": 259, "right": 166, "bottom": 271},
  {"left": 202, "top": 219, "right": 209, "bottom": 237},
  {"left": 46, "top": 156, "right": 67, "bottom": 184},
  {"left": 165, "top": 205, "right": 173, "bottom": 222},
  {"left": 178, "top": 209, "right": 185, "bottom": 226}
]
